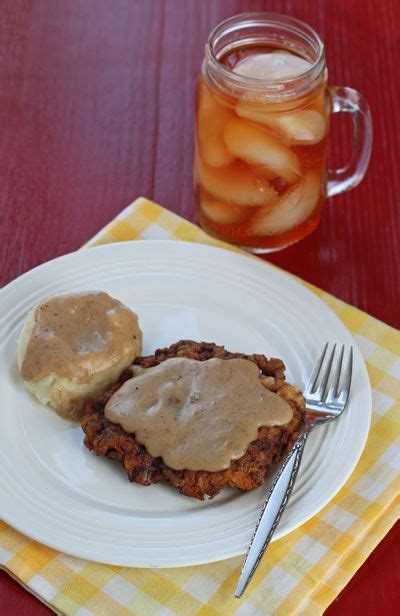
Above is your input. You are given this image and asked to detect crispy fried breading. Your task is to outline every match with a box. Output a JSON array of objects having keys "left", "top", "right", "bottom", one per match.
[{"left": 82, "top": 340, "right": 304, "bottom": 499}]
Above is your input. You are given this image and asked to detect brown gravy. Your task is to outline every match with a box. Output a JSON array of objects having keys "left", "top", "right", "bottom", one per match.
[
  {"left": 21, "top": 292, "right": 142, "bottom": 383},
  {"left": 105, "top": 356, "right": 293, "bottom": 471}
]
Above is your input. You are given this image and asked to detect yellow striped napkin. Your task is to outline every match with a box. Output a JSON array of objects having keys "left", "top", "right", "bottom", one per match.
[{"left": 1, "top": 197, "right": 399, "bottom": 616}]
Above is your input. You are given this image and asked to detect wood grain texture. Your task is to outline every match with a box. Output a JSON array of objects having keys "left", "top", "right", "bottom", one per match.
[{"left": 0, "top": 0, "right": 398, "bottom": 614}]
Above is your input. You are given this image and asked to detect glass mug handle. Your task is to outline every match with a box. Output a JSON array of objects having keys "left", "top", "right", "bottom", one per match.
[{"left": 327, "top": 86, "right": 373, "bottom": 198}]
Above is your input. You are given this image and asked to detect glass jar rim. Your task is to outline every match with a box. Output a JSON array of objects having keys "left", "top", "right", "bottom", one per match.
[{"left": 205, "top": 12, "right": 326, "bottom": 97}]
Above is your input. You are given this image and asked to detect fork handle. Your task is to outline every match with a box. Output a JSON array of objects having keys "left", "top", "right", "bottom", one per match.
[{"left": 235, "top": 431, "right": 309, "bottom": 598}]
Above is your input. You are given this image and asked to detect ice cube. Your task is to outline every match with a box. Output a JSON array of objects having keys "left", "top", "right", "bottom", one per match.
[
  {"left": 237, "top": 104, "right": 326, "bottom": 145},
  {"left": 197, "top": 81, "right": 235, "bottom": 167},
  {"left": 276, "top": 110, "right": 326, "bottom": 144},
  {"left": 236, "top": 100, "right": 293, "bottom": 128},
  {"left": 233, "top": 53, "right": 311, "bottom": 80},
  {"left": 248, "top": 172, "right": 321, "bottom": 235},
  {"left": 237, "top": 90, "right": 301, "bottom": 118},
  {"left": 196, "top": 155, "right": 276, "bottom": 207},
  {"left": 223, "top": 118, "right": 300, "bottom": 184},
  {"left": 200, "top": 194, "right": 249, "bottom": 225}
]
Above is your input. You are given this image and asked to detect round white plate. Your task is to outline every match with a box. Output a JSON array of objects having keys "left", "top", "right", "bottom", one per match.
[{"left": 0, "top": 241, "right": 371, "bottom": 567}]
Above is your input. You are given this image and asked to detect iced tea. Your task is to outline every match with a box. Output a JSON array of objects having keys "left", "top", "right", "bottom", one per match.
[{"left": 195, "top": 42, "right": 330, "bottom": 251}]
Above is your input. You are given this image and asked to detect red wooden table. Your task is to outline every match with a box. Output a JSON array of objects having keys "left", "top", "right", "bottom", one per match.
[{"left": 0, "top": 1, "right": 398, "bottom": 614}]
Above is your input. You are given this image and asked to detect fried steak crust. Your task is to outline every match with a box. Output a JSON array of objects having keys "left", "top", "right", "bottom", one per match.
[{"left": 82, "top": 340, "right": 305, "bottom": 500}]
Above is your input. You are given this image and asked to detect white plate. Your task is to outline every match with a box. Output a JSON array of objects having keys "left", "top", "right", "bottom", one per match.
[{"left": 0, "top": 241, "right": 371, "bottom": 567}]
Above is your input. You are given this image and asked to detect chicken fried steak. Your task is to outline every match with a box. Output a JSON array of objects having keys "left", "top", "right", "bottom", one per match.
[{"left": 82, "top": 340, "right": 305, "bottom": 500}]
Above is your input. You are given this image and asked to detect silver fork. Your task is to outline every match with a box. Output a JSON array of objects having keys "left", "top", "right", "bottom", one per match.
[{"left": 235, "top": 343, "right": 353, "bottom": 598}]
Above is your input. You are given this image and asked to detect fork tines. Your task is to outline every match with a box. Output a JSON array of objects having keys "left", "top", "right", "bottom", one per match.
[{"left": 304, "top": 343, "right": 353, "bottom": 413}]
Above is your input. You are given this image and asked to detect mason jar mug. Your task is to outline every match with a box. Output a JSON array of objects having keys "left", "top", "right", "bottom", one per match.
[{"left": 194, "top": 13, "right": 372, "bottom": 252}]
